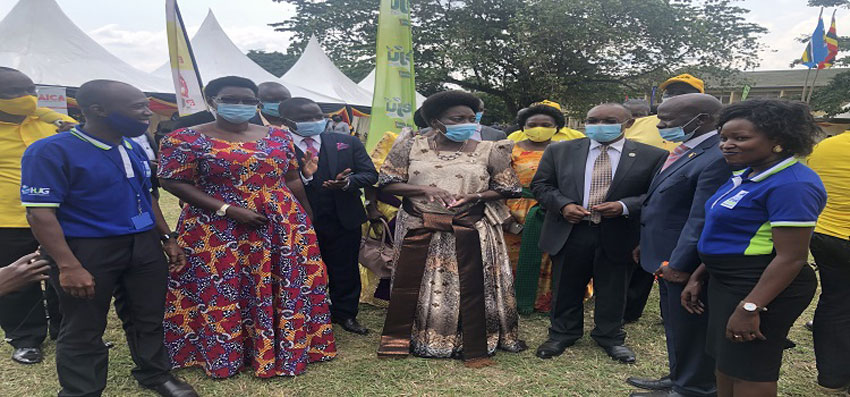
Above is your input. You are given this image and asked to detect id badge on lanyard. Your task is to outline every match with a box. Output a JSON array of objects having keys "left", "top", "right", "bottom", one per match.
[{"left": 114, "top": 143, "right": 154, "bottom": 230}]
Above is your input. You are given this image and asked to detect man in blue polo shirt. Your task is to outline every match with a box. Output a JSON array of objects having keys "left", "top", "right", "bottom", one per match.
[{"left": 20, "top": 80, "right": 197, "bottom": 397}]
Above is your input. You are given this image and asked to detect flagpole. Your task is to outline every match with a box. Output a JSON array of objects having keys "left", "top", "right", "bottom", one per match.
[
  {"left": 802, "top": 7, "right": 825, "bottom": 101},
  {"left": 807, "top": 68, "right": 821, "bottom": 103},
  {"left": 802, "top": 65, "right": 812, "bottom": 101}
]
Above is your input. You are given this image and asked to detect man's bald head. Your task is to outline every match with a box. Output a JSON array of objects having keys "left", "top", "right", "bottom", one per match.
[
  {"left": 257, "top": 81, "right": 291, "bottom": 103},
  {"left": 76, "top": 80, "right": 151, "bottom": 124},
  {"left": 587, "top": 103, "right": 633, "bottom": 124},
  {"left": 657, "top": 93, "right": 723, "bottom": 135}
]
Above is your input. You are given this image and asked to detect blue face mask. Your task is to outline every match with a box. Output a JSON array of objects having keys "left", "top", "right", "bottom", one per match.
[
  {"left": 474, "top": 111, "right": 484, "bottom": 123},
  {"left": 658, "top": 114, "right": 705, "bottom": 142},
  {"left": 294, "top": 119, "right": 327, "bottom": 136},
  {"left": 443, "top": 123, "right": 478, "bottom": 142},
  {"left": 216, "top": 103, "right": 257, "bottom": 124},
  {"left": 106, "top": 112, "right": 149, "bottom": 137},
  {"left": 584, "top": 124, "right": 623, "bottom": 143},
  {"left": 260, "top": 102, "right": 280, "bottom": 118}
]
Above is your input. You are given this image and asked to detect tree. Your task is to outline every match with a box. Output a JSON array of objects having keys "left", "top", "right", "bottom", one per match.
[
  {"left": 246, "top": 50, "right": 299, "bottom": 77},
  {"left": 271, "top": 0, "right": 766, "bottom": 121}
]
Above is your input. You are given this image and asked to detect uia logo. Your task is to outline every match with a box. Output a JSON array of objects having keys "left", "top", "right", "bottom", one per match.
[
  {"left": 387, "top": 46, "right": 412, "bottom": 68},
  {"left": 390, "top": 0, "right": 409, "bottom": 14},
  {"left": 385, "top": 97, "right": 413, "bottom": 120}
]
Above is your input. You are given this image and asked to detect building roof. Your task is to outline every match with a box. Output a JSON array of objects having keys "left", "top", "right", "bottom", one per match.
[{"left": 705, "top": 68, "right": 849, "bottom": 90}]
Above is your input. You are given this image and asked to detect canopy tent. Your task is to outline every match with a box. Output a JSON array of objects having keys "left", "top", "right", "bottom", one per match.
[
  {"left": 0, "top": 0, "right": 171, "bottom": 93},
  {"left": 281, "top": 36, "right": 375, "bottom": 107},
  {"left": 358, "top": 68, "right": 427, "bottom": 106},
  {"left": 153, "top": 10, "right": 342, "bottom": 104}
]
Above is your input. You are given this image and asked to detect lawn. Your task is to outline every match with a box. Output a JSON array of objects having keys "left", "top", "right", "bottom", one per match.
[{"left": 0, "top": 193, "right": 834, "bottom": 396}]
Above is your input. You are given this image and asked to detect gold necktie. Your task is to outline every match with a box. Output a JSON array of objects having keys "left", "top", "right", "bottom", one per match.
[{"left": 587, "top": 145, "right": 612, "bottom": 224}]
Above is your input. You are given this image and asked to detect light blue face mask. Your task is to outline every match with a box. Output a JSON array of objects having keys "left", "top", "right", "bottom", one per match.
[
  {"left": 658, "top": 113, "right": 706, "bottom": 142},
  {"left": 443, "top": 123, "right": 478, "bottom": 142},
  {"left": 584, "top": 124, "right": 623, "bottom": 143},
  {"left": 216, "top": 103, "right": 257, "bottom": 124},
  {"left": 261, "top": 102, "right": 280, "bottom": 118},
  {"left": 294, "top": 119, "right": 327, "bottom": 136},
  {"left": 474, "top": 111, "right": 484, "bottom": 123}
]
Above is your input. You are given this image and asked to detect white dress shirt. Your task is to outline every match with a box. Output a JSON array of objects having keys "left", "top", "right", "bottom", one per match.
[
  {"left": 582, "top": 138, "right": 629, "bottom": 215},
  {"left": 681, "top": 129, "right": 718, "bottom": 150},
  {"left": 130, "top": 135, "right": 156, "bottom": 161}
]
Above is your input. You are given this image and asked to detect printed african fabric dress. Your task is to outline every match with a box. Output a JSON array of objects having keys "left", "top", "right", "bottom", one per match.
[
  {"left": 158, "top": 127, "right": 336, "bottom": 378},
  {"left": 377, "top": 135, "right": 524, "bottom": 358}
]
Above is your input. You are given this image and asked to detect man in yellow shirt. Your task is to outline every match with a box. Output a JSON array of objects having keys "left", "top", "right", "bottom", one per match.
[
  {"left": 0, "top": 67, "right": 74, "bottom": 364},
  {"left": 507, "top": 99, "right": 584, "bottom": 142},
  {"left": 806, "top": 130, "right": 850, "bottom": 391},
  {"left": 623, "top": 74, "right": 705, "bottom": 152}
]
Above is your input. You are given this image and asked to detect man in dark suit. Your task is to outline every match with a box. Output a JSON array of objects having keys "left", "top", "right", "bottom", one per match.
[
  {"left": 627, "top": 94, "right": 729, "bottom": 397},
  {"left": 531, "top": 103, "right": 667, "bottom": 363},
  {"left": 249, "top": 81, "right": 291, "bottom": 127},
  {"left": 280, "top": 97, "right": 378, "bottom": 335}
]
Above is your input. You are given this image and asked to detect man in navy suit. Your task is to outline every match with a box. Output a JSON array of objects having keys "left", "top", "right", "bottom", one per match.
[
  {"left": 280, "top": 97, "right": 378, "bottom": 335},
  {"left": 627, "top": 94, "right": 729, "bottom": 397}
]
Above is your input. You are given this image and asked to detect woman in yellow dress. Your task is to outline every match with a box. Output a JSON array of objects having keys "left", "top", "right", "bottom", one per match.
[{"left": 505, "top": 104, "right": 584, "bottom": 313}]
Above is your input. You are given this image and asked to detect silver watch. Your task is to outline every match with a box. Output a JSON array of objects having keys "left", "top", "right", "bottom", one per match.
[{"left": 741, "top": 302, "right": 766, "bottom": 312}]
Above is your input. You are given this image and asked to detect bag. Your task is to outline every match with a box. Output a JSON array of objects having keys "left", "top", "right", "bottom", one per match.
[{"left": 359, "top": 218, "right": 394, "bottom": 278}]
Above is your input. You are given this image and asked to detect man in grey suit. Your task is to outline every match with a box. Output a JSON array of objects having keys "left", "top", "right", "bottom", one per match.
[
  {"left": 627, "top": 94, "right": 729, "bottom": 397},
  {"left": 531, "top": 103, "right": 667, "bottom": 363}
]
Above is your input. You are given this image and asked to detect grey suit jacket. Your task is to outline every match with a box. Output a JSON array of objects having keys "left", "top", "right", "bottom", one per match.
[{"left": 531, "top": 138, "right": 668, "bottom": 256}]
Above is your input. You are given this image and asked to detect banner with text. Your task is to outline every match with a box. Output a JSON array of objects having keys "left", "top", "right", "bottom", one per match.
[
  {"left": 166, "top": 0, "right": 206, "bottom": 116},
  {"left": 37, "top": 86, "right": 68, "bottom": 115},
  {"left": 366, "top": 0, "right": 417, "bottom": 152}
]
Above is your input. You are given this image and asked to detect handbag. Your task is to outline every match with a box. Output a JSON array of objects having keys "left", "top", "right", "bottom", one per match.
[{"left": 359, "top": 218, "right": 394, "bottom": 278}]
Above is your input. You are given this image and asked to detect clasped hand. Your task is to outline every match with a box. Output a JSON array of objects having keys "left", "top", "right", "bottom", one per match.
[{"left": 420, "top": 186, "right": 479, "bottom": 208}]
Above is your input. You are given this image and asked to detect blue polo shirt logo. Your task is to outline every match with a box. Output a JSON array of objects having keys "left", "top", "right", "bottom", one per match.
[
  {"left": 21, "top": 185, "right": 51, "bottom": 196},
  {"left": 719, "top": 190, "right": 749, "bottom": 209}
]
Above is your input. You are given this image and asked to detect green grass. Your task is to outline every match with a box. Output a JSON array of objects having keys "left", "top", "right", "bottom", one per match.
[{"left": 0, "top": 193, "right": 836, "bottom": 396}]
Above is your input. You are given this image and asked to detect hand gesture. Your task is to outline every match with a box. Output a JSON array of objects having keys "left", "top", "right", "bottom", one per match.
[
  {"left": 726, "top": 305, "right": 766, "bottom": 343},
  {"left": 225, "top": 206, "right": 268, "bottom": 227},
  {"left": 560, "top": 203, "right": 590, "bottom": 224},
  {"left": 419, "top": 186, "right": 456, "bottom": 207},
  {"left": 301, "top": 151, "right": 319, "bottom": 179},
  {"left": 591, "top": 202, "right": 624, "bottom": 218},
  {"left": 447, "top": 193, "right": 480, "bottom": 209},
  {"left": 681, "top": 279, "right": 705, "bottom": 314},
  {"left": 59, "top": 261, "right": 95, "bottom": 299},
  {"left": 163, "top": 240, "right": 187, "bottom": 272},
  {"left": 323, "top": 168, "right": 352, "bottom": 190},
  {"left": 0, "top": 252, "right": 50, "bottom": 296}
]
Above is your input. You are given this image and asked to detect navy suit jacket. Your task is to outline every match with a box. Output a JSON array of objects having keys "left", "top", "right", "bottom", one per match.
[
  {"left": 531, "top": 138, "right": 668, "bottom": 257},
  {"left": 639, "top": 134, "right": 732, "bottom": 274},
  {"left": 293, "top": 132, "right": 378, "bottom": 230}
]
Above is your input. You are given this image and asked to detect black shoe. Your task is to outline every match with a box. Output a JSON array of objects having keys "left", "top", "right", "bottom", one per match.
[
  {"left": 601, "top": 344, "right": 636, "bottom": 364},
  {"left": 500, "top": 339, "right": 528, "bottom": 353},
  {"left": 335, "top": 318, "right": 370, "bottom": 335},
  {"left": 629, "top": 390, "right": 688, "bottom": 397},
  {"left": 535, "top": 338, "right": 575, "bottom": 359},
  {"left": 11, "top": 347, "right": 42, "bottom": 365},
  {"left": 626, "top": 375, "right": 673, "bottom": 391},
  {"left": 146, "top": 376, "right": 198, "bottom": 397}
]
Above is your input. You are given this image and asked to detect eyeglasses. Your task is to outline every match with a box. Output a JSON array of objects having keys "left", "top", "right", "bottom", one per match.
[{"left": 215, "top": 96, "right": 260, "bottom": 105}]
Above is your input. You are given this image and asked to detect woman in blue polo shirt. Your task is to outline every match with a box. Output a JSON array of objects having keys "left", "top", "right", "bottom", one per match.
[{"left": 681, "top": 100, "right": 826, "bottom": 396}]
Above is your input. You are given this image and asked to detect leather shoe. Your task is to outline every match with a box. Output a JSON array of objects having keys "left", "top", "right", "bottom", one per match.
[
  {"left": 11, "top": 347, "right": 42, "bottom": 364},
  {"left": 335, "top": 317, "right": 370, "bottom": 335},
  {"left": 629, "top": 390, "right": 688, "bottom": 397},
  {"left": 146, "top": 376, "right": 198, "bottom": 397},
  {"left": 626, "top": 375, "right": 673, "bottom": 391},
  {"left": 535, "top": 338, "right": 575, "bottom": 359},
  {"left": 601, "top": 344, "right": 636, "bottom": 364}
]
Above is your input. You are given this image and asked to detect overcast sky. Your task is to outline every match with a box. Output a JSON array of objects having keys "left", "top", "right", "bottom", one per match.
[{"left": 0, "top": 0, "right": 847, "bottom": 73}]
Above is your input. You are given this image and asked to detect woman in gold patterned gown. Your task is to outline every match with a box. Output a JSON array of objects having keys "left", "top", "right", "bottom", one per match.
[{"left": 376, "top": 91, "right": 526, "bottom": 365}]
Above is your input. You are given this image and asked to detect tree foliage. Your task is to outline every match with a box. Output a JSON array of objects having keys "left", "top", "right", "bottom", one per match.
[
  {"left": 246, "top": 50, "right": 299, "bottom": 77},
  {"left": 811, "top": 70, "right": 850, "bottom": 116},
  {"left": 271, "top": 0, "right": 766, "bottom": 121}
]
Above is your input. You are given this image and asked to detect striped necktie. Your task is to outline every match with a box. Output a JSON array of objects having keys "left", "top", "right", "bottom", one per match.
[
  {"left": 587, "top": 145, "right": 612, "bottom": 224},
  {"left": 303, "top": 137, "right": 319, "bottom": 157},
  {"left": 661, "top": 144, "right": 690, "bottom": 171}
]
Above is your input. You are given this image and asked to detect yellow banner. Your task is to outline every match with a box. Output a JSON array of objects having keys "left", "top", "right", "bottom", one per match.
[{"left": 166, "top": 0, "right": 206, "bottom": 116}]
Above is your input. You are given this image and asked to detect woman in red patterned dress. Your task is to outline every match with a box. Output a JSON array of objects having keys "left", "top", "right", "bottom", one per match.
[{"left": 157, "top": 76, "right": 336, "bottom": 378}]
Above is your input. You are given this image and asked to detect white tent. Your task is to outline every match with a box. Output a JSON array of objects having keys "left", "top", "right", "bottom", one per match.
[
  {"left": 281, "top": 36, "right": 375, "bottom": 107},
  {"left": 153, "top": 11, "right": 343, "bottom": 104},
  {"left": 0, "top": 0, "right": 171, "bottom": 92},
  {"left": 358, "top": 68, "right": 426, "bottom": 106}
]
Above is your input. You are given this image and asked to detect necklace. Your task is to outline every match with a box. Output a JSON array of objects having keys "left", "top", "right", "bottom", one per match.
[{"left": 431, "top": 136, "right": 469, "bottom": 161}]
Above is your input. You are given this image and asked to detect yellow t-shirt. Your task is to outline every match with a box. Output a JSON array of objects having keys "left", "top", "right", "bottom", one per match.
[
  {"left": 0, "top": 111, "right": 73, "bottom": 227},
  {"left": 507, "top": 127, "right": 584, "bottom": 142},
  {"left": 806, "top": 131, "right": 850, "bottom": 240},
  {"left": 624, "top": 115, "right": 679, "bottom": 152}
]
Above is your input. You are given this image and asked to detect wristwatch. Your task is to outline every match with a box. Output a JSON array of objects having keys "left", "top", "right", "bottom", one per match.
[
  {"left": 160, "top": 231, "right": 178, "bottom": 243},
  {"left": 741, "top": 302, "right": 767, "bottom": 313},
  {"left": 216, "top": 203, "right": 231, "bottom": 217}
]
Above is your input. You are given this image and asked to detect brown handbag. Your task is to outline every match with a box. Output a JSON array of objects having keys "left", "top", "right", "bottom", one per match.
[{"left": 359, "top": 218, "right": 394, "bottom": 278}]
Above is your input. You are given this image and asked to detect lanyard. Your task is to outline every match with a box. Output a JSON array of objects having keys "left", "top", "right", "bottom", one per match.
[{"left": 72, "top": 128, "right": 147, "bottom": 214}]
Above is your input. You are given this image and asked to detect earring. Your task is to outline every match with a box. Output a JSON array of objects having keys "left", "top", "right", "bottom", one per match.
[{"left": 773, "top": 145, "right": 783, "bottom": 153}]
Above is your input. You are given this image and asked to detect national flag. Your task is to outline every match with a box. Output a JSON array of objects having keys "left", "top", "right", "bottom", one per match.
[
  {"left": 801, "top": 13, "right": 828, "bottom": 69},
  {"left": 166, "top": 0, "right": 206, "bottom": 116},
  {"left": 366, "top": 0, "right": 417, "bottom": 152},
  {"left": 818, "top": 11, "right": 839, "bottom": 69}
]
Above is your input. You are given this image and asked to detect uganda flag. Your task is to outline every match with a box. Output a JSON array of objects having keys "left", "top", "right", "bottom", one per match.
[{"left": 818, "top": 11, "right": 839, "bottom": 70}]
